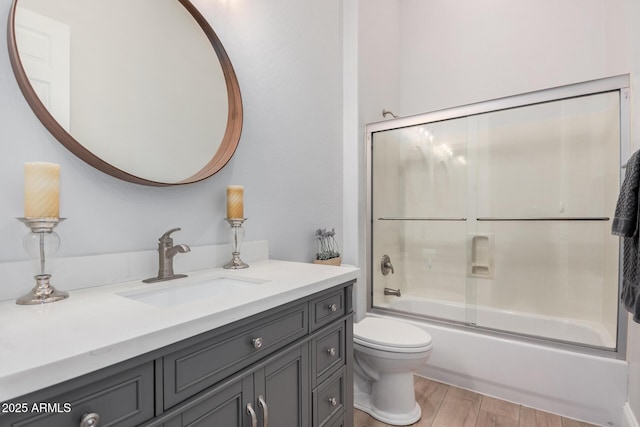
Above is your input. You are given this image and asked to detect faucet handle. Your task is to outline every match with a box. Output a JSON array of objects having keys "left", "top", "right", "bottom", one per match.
[{"left": 160, "top": 227, "right": 181, "bottom": 243}]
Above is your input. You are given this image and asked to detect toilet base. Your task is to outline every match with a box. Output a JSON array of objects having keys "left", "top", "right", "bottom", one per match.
[
  {"left": 352, "top": 316, "right": 432, "bottom": 426},
  {"left": 354, "top": 388, "right": 422, "bottom": 426}
]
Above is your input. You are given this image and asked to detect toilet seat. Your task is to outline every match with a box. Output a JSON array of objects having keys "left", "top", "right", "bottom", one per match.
[{"left": 354, "top": 317, "right": 432, "bottom": 353}]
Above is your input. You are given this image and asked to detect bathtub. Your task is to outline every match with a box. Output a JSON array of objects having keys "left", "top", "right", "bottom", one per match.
[
  {"left": 367, "top": 295, "right": 629, "bottom": 426},
  {"left": 383, "top": 294, "right": 616, "bottom": 349}
]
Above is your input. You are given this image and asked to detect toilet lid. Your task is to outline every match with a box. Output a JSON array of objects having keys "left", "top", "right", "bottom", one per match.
[{"left": 354, "top": 317, "right": 432, "bottom": 351}]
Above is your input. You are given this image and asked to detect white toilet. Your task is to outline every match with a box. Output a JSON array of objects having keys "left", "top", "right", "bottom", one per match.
[{"left": 353, "top": 316, "right": 433, "bottom": 426}]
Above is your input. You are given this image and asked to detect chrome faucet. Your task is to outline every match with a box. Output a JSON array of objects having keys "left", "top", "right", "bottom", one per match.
[
  {"left": 381, "top": 255, "right": 395, "bottom": 275},
  {"left": 384, "top": 287, "right": 402, "bottom": 297},
  {"left": 143, "top": 228, "right": 191, "bottom": 283}
]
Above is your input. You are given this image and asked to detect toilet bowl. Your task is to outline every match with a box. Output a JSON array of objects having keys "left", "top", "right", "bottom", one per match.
[{"left": 353, "top": 316, "right": 432, "bottom": 426}]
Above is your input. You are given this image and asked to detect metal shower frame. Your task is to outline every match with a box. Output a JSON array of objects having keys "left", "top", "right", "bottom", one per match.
[{"left": 365, "top": 74, "right": 631, "bottom": 360}]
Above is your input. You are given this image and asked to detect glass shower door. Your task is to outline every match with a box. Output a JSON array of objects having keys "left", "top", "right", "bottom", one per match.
[
  {"left": 369, "top": 86, "right": 623, "bottom": 350},
  {"left": 371, "top": 117, "right": 475, "bottom": 324},
  {"left": 471, "top": 92, "right": 620, "bottom": 349}
]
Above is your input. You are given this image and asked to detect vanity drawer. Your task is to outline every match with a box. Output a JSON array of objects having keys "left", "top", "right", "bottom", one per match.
[
  {"left": 163, "top": 302, "right": 308, "bottom": 408},
  {"left": 312, "top": 321, "right": 345, "bottom": 385},
  {"left": 2, "top": 362, "right": 154, "bottom": 427},
  {"left": 310, "top": 289, "right": 345, "bottom": 331},
  {"left": 313, "top": 367, "right": 345, "bottom": 427}
]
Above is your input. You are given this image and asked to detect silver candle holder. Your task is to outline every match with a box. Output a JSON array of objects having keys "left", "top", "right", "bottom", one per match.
[
  {"left": 223, "top": 218, "right": 249, "bottom": 269},
  {"left": 16, "top": 217, "right": 69, "bottom": 305}
]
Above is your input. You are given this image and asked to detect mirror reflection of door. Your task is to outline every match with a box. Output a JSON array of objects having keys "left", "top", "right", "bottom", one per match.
[{"left": 15, "top": 7, "right": 70, "bottom": 131}]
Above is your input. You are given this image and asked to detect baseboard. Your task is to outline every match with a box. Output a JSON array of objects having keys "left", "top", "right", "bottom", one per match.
[{"left": 624, "top": 403, "right": 640, "bottom": 427}]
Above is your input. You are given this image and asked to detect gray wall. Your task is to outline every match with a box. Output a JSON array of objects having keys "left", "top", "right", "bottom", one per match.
[{"left": 0, "top": 0, "right": 344, "bottom": 263}]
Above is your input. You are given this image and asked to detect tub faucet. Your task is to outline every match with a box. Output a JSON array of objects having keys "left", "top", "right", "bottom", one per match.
[
  {"left": 384, "top": 287, "right": 402, "bottom": 297},
  {"left": 143, "top": 228, "right": 191, "bottom": 283}
]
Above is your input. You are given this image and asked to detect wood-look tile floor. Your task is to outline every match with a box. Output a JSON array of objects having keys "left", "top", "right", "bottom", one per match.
[{"left": 354, "top": 376, "right": 599, "bottom": 427}]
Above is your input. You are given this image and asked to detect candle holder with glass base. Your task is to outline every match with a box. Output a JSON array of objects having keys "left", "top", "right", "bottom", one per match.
[
  {"left": 223, "top": 218, "right": 249, "bottom": 269},
  {"left": 16, "top": 217, "right": 68, "bottom": 305}
]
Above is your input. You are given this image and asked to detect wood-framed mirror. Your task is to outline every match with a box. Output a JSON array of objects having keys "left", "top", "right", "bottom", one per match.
[{"left": 7, "top": 0, "right": 243, "bottom": 186}]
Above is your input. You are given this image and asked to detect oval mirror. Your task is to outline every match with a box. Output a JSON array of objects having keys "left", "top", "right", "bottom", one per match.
[{"left": 7, "top": 0, "right": 242, "bottom": 186}]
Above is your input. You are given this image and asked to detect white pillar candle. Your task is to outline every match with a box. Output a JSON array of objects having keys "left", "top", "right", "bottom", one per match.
[
  {"left": 226, "top": 185, "right": 244, "bottom": 219},
  {"left": 24, "top": 162, "right": 60, "bottom": 218}
]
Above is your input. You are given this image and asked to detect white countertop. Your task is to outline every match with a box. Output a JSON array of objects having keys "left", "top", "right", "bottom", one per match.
[{"left": 0, "top": 260, "right": 359, "bottom": 402}]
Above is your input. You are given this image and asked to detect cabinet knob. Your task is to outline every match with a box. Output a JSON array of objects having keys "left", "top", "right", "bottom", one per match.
[
  {"left": 252, "top": 337, "right": 263, "bottom": 349},
  {"left": 80, "top": 413, "right": 100, "bottom": 427},
  {"left": 327, "top": 347, "right": 336, "bottom": 357},
  {"left": 328, "top": 397, "right": 338, "bottom": 406},
  {"left": 328, "top": 303, "right": 338, "bottom": 312}
]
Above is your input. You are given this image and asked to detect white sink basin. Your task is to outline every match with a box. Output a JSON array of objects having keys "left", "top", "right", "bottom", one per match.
[{"left": 118, "top": 276, "right": 268, "bottom": 308}]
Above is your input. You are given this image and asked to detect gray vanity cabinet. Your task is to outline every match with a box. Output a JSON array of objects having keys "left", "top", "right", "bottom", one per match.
[
  {"left": 166, "top": 343, "right": 310, "bottom": 427},
  {"left": 165, "top": 375, "right": 251, "bottom": 427},
  {"left": 1, "top": 281, "right": 354, "bottom": 427},
  {"left": 253, "top": 344, "right": 310, "bottom": 426},
  {"left": 162, "top": 302, "right": 309, "bottom": 409},
  {"left": 0, "top": 361, "right": 156, "bottom": 427}
]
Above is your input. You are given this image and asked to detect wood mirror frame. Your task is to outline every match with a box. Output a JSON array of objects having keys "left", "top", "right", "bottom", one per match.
[{"left": 7, "top": 0, "right": 243, "bottom": 186}]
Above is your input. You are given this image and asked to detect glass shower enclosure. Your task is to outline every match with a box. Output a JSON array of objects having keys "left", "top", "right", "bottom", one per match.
[{"left": 367, "top": 76, "right": 629, "bottom": 352}]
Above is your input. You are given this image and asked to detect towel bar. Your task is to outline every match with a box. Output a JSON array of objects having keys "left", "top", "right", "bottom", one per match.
[
  {"left": 377, "top": 217, "right": 467, "bottom": 221},
  {"left": 476, "top": 217, "right": 610, "bottom": 221}
]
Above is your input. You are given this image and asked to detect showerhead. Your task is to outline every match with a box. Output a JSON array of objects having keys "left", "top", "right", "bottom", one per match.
[{"left": 382, "top": 109, "right": 399, "bottom": 119}]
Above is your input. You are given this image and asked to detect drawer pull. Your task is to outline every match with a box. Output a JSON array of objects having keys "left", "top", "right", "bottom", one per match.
[
  {"left": 258, "top": 395, "right": 269, "bottom": 427},
  {"left": 252, "top": 337, "right": 263, "bottom": 349},
  {"left": 328, "top": 303, "right": 338, "bottom": 312},
  {"left": 328, "top": 397, "right": 338, "bottom": 406},
  {"left": 247, "top": 403, "right": 258, "bottom": 427},
  {"left": 80, "top": 413, "right": 100, "bottom": 427},
  {"left": 327, "top": 347, "right": 336, "bottom": 357}
]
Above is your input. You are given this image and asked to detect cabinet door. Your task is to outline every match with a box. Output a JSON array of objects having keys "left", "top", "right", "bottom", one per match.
[
  {"left": 180, "top": 375, "right": 253, "bottom": 427},
  {"left": 0, "top": 363, "right": 154, "bottom": 427},
  {"left": 254, "top": 343, "right": 310, "bottom": 427}
]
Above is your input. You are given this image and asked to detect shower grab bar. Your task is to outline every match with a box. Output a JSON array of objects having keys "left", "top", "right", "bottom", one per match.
[
  {"left": 378, "top": 217, "right": 467, "bottom": 221},
  {"left": 476, "top": 217, "right": 610, "bottom": 221}
]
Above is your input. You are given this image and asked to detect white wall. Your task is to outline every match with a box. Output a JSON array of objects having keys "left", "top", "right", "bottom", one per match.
[
  {"left": 359, "top": 0, "right": 629, "bottom": 121},
  {"left": 624, "top": 0, "right": 640, "bottom": 423},
  {"left": 629, "top": 316, "right": 640, "bottom": 426},
  {"left": 398, "top": 0, "right": 629, "bottom": 115},
  {"left": 358, "top": 0, "right": 401, "bottom": 123},
  {"left": 0, "top": 0, "right": 344, "bottom": 275}
]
